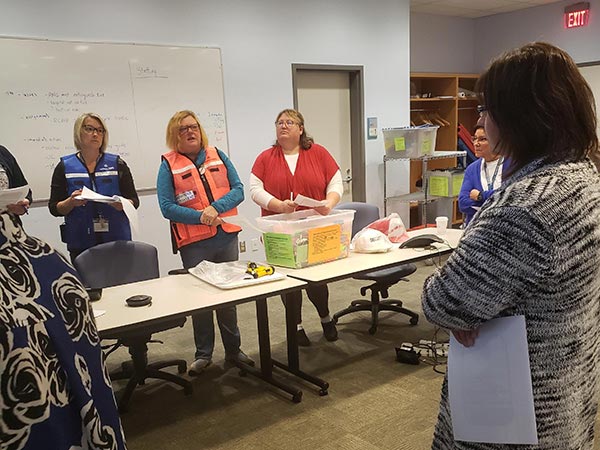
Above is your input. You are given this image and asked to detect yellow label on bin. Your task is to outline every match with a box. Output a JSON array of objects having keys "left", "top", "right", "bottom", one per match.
[
  {"left": 452, "top": 174, "right": 465, "bottom": 197},
  {"left": 429, "top": 176, "right": 449, "bottom": 197},
  {"left": 394, "top": 137, "right": 406, "bottom": 151},
  {"left": 421, "top": 139, "right": 431, "bottom": 154},
  {"left": 307, "top": 224, "right": 342, "bottom": 265}
]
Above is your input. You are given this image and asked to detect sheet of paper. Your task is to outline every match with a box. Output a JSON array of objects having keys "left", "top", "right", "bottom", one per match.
[
  {"left": 93, "top": 308, "right": 106, "bottom": 318},
  {"left": 448, "top": 315, "right": 538, "bottom": 445},
  {"left": 120, "top": 196, "right": 139, "bottom": 236},
  {"left": 294, "top": 194, "right": 327, "bottom": 208},
  {"left": 77, "top": 186, "right": 120, "bottom": 204},
  {"left": 0, "top": 185, "right": 29, "bottom": 210},
  {"left": 76, "top": 187, "right": 139, "bottom": 236}
]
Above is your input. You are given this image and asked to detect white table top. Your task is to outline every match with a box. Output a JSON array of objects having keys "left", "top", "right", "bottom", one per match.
[
  {"left": 93, "top": 274, "right": 306, "bottom": 335},
  {"left": 278, "top": 228, "right": 462, "bottom": 283}
]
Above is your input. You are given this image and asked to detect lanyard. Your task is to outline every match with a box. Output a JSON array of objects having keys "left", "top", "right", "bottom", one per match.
[{"left": 483, "top": 157, "right": 503, "bottom": 190}]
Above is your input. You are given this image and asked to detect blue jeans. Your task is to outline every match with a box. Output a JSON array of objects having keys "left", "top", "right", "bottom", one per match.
[{"left": 179, "top": 229, "right": 241, "bottom": 360}]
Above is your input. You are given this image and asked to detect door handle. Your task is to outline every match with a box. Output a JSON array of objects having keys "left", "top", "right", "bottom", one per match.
[{"left": 343, "top": 169, "right": 352, "bottom": 183}]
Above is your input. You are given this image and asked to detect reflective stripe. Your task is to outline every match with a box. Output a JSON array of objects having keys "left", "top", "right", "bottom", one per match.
[
  {"left": 95, "top": 171, "right": 119, "bottom": 177},
  {"left": 171, "top": 164, "right": 196, "bottom": 175},
  {"left": 204, "top": 160, "right": 223, "bottom": 168},
  {"left": 65, "top": 172, "right": 90, "bottom": 178}
]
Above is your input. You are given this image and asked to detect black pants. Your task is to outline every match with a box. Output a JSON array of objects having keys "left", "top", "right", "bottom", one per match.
[{"left": 283, "top": 285, "right": 330, "bottom": 325}]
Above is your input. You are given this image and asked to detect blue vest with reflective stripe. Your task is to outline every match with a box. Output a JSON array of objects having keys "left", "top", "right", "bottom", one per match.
[{"left": 62, "top": 152, "right": 131, "bottom": 252}]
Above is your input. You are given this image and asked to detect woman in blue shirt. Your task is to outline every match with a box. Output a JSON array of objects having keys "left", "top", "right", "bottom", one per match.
[{"left": 458, "top": 125, "right": 510, "bottom": 226}]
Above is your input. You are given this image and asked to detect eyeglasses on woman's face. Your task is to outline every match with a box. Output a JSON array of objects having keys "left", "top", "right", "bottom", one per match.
[
  {"left": 476, "top": 105, "right": 487, "bottom": 115},
  {"left": 178, "top": 124, "right": 200, "bottom": 135},
  {"left": 275, "top": 120, "right": 298, "bottom": 128},
  {"left": 82, "top": 125, "right": 105, "bottom": 135},
  {"left": 472, "top": 136, "right": 488, "bottom": 144}
]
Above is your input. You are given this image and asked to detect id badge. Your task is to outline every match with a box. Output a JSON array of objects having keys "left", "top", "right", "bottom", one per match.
[{"left": 93, "top": 218, "right": 110, "bottom": 233}]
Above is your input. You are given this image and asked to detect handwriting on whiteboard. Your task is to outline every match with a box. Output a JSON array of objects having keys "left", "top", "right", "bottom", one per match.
[{"left": 133, "top": 66, "right": 168, "bottom": 79}]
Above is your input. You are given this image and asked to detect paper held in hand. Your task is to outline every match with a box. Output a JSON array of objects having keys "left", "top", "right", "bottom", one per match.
[
  {"left": 76, "top": 186, "right": 140, "bottom": 236},
  {"left": 76, "top": 186, "right": 121, "bottom": 204},
  {"left": 293, "top": 194, "right": 327, "bottom": 208},
  {"left": 0, "top": 185, "right": 29, "bottom": 210}
]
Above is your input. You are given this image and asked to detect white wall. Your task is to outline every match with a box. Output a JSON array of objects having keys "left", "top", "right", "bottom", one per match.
[
  {"left": 475, "top": 0, "right": 600, "bottom": 70},
  {"left": 1, "top": 0, "right": 411, "bottom": 275},
  {"left": 410, "top": 13, "right": 476, "bottom": 73}
]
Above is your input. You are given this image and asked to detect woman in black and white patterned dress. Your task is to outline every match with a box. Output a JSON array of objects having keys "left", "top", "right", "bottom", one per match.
[{"left": 0, "top": 211, "right": 127, "bottom": 449}]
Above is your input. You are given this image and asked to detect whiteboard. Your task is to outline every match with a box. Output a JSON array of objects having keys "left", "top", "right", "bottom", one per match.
[
  {"left": 0, "top": 38, "right": 229, "bottom": 201},
  {"left": 580, "top": 62, "right": 600, "bottom": 138}
]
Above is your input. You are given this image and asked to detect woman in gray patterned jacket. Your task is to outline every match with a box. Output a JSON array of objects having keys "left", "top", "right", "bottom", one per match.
[{"left": 422, "top": 42, "right": 600, "bottom": 450}]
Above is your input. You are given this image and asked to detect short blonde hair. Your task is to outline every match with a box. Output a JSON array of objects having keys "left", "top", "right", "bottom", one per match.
[
  {"left": 73, "top": 113, "right": 109, "bottom": 152},
  {"left": 165, "top": 110, "right": 209, "bottom": 151}
]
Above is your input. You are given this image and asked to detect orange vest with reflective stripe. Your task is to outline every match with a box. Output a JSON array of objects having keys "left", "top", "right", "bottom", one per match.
[{"left": 162, "top": 146, "right": 241, "bottom": 249}]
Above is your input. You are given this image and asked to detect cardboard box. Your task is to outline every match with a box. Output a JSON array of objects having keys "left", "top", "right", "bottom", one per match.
[
  {"left": 383, "top": 126, "right": 438, "bottom": 159},
  {"left": 256, "top": 209, "right": 355, "bottom": 268}
]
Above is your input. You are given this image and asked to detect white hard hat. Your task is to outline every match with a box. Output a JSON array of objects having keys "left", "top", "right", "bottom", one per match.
[{"left": 352, "top": 229, "right": 393, "bottom": 253}]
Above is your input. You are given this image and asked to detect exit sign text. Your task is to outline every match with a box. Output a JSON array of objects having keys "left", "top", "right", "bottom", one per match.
[{"left": 565, "top": 2, "right": 590, "bottom": 28}]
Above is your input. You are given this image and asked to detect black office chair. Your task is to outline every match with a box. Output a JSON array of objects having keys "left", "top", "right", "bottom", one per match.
[
  {"left": 333, "top": 202, "right": 419, "bottom": 334},
  {"left": 73, "top": 240, "right": 192, "bottom": 412}
]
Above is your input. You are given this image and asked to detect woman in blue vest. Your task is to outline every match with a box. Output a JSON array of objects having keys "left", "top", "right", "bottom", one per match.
[
  {"left": 458, "top": 125, "right": 510, "bottom": 226},
  {"left": 48, "top": 113, "right": 139, "bottom": 262},
  {"left": 157, "top": 110, "right": 254, "bottom": 375}
]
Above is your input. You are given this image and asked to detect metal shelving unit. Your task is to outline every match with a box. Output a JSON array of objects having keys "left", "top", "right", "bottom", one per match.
[{"left": 383, "top": 150, "right": 466, "bottom": 224}]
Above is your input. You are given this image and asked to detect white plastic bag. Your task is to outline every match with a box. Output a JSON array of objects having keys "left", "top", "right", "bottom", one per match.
[
  {"left": 365, "top": 213, "right": 408, "bottom": 243},
  {"left": 192, "top": 260, "right": 249, "bottom": 285}
]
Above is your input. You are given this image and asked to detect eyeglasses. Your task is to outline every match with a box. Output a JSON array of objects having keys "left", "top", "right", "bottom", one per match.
[
  {"left": 275, "top": 120, "right": 298, "bottom": 128},
  {"left": 82, "top": 125, "right": 105, "bottom": 135},
  {"left": 178, "top": 124, "right": 200, "bottom": 135},
  {"left": 472, "top": 136, "right": 488, "bottom": 144},
  {"left": 476, "top": 105, "right": 487, "bottom": 114}
]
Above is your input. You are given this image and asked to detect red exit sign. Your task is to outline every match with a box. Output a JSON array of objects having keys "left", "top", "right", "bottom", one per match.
[{"left": 565, "top": 2, "right": 590, "bottom": 28}]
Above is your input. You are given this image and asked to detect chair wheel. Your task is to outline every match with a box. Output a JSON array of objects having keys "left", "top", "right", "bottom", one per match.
[
  {"left": 368, "top": 326, "right": 377, "bottom": 335},
  {"left": 319, "top": 389, "right": 328, "bottom": 396},
  {"left": 410, "top": 317, "right": 419, "bottom": 325},
  {"left": 178, "top": 362, "right": 187, "bottom": 374},
  {"left": 292, "top": 392, "right": 303, "bottom": 403}
]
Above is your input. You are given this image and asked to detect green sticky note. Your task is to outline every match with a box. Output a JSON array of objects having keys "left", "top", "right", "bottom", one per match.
[
  {"left": 394, "top": 137, "right": 406, "bottom": 151},
  {"left": 429, "top": 176, "right": 449, "bottom": 197},
  {"left": 421, "top": 139, "right": 431, "bottom": 154},
  {"left": 263, "top": 232, "right": 296, "bottom": 268}
]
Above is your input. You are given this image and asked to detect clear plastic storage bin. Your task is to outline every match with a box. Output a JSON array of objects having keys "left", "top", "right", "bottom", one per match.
[
  {"left": 426, "top": 169, "right": 465, "bottom": 197},
  {"left": 255, "top": 209, "right": 355, "bottom": 268},
  {"left": 383, "top": 126, "right": 439, "bottom": 159}
]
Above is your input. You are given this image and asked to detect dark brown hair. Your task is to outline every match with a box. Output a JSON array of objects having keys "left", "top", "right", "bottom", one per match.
[
  {"left": 274, "top": 108, "right": 314, "bottom": 150},
  {"left": 476, "top": 42, "right": 599, "bottom": 173}
]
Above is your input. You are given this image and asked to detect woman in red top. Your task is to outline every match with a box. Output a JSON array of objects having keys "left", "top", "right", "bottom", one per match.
[{"left": 250, "top": 108, "right": 343, "bottom": 346}]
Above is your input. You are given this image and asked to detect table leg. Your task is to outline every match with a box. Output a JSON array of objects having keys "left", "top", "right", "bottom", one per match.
[
  {"left": 272, "top": 291, "right": 329, "bottom": 396},
  {"left": 232, "top": 296, "right": 303, "bottom": 403}
]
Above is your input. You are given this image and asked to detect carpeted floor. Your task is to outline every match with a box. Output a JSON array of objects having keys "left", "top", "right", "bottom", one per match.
[{"left": 105, "top": 259, "right": 600, "bottom": 450}]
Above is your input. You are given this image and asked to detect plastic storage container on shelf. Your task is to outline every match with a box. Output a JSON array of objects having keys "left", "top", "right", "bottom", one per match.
[
  {"left": 382, "top": 125, "right": 439, "bottom": 159},
  {"left": 426, "top": 169, "right": 465, "bottom": 197},
  {"left": 255, "top": 209, "right": 355, "bottom": 269}
]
